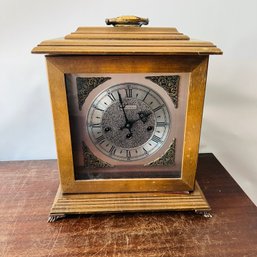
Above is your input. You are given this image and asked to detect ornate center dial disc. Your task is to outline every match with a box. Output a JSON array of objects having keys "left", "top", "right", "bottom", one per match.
[{"left": 102, "top": 99, "right": 155, "bottom": 148}]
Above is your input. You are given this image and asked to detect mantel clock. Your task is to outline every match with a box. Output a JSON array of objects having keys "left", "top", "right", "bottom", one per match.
[{"left": 32, "top": 16, "right": 222, "bottom": 221}]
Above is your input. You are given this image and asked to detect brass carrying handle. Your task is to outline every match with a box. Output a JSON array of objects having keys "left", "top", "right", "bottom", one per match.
[{"left": 105, "top": 15, "right": 149, "bottom": 27}]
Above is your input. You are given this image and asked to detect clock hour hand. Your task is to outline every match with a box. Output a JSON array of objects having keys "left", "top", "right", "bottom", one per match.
[
  {"left": 138, "top": 111, "right": 152, "bottom": 123},
  {"left": 120, "top": 111, "right": 152, "bottom": 130}
]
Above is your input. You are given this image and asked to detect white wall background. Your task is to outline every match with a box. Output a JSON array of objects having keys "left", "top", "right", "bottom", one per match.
[{"left": 0, "top": 0, "right": 257, "bottom": 205}]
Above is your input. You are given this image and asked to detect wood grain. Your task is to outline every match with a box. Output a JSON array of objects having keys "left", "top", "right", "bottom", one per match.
[
  {"left": 32, "top": 26, "right": 222, "bottom": 55},
  {"left": 32, "top": 45, "right": 221, "bottom": 55},
  {"left": 46, "top": 60, "right": 75, "bottom": 191},
  {"left": 182, "top": 57, "right": 209, "bottom": 189},
  {"left": 46, "top": 55, "right": 207, "bottom": 194},
  {"left": 0, "top": 154, "right": 256, "bottom": 257},
  {"left": 39, "top": 39, "right": 215, "bottom": 47},
  {"left": 50, "top": 182, "right": 210, "bottom": 215}
]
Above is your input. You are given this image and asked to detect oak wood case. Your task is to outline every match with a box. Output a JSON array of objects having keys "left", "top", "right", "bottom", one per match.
[
  {"left": 33, "top": 22, "right": 222, "bottom": 215},
  {"left": 46, "top": 55, "right": 209, "bottom": 194}
]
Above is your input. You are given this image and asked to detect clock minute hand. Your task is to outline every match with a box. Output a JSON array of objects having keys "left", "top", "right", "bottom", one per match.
[
  {"left": 118, "top": 91, "right": 129, "bottom": 123},
  {"left": 118, "top": 91, "right": 133, "bottom": 137}
]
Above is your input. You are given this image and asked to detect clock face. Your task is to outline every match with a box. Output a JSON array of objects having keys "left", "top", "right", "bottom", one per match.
[
  {"left": 86, "top": 83, "right": 170, "bottom": 163},
  {"left": 65, "top": 72, "right": 189, "bottom": 178}
]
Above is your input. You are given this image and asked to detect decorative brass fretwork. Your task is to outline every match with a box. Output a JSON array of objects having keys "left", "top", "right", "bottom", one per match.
[
  {"left": 145, "top": 76, "right": 180, "bottom": 108},
  {"left": 77, "top": 77, "right": 111, "bottom": 110},
  {"left": 148, "top": 138, "right": 176, "bottom": 166},
  {"left": 82, "top": 141, "right": 111, "bottom": 168}
]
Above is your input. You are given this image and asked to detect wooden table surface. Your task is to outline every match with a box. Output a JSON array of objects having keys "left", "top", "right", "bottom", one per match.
[{"left": 0, "top": 153, "right": 256, "bottom": 257}]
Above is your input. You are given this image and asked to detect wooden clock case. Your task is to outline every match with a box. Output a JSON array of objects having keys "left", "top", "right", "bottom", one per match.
[{"left": 32, "top": 17, "right": 222, "bottom": 221}]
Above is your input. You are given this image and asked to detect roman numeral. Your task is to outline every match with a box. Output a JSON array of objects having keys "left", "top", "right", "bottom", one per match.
[
  {"left": 125, "top": 88, "right": 132, "bottom": 98},
  {"left": 108, "top": 92, "right": 116, "bottom": 101},
  {"left": 142, "top": 91, "right": 149, "bottom": 101},
  {"left": 90, "top": 123, "right": 101, "bottom": 128},
  {"left": 152, "top": 135, "right": 162, "bottom": 144},
  {"left": 95, "top": 135, "right": 105, "bottom": 144},
  {"left": 156, "top": 122, "right": 168, "bottom": 127},
  {"left": 142, "top": 147, "right": 149, "bottom": 155},
  {"left": 126, "top": 150, "right": 131, "bottom": 160},
  {"left": 109, "top": 145, "right": 116, "bottom": 155},
  {"left": 153, "top": 105, "right": 163, "bottom": 112},
  {"left": 94, "top": 106, "right": 104, "bottom": 112}
]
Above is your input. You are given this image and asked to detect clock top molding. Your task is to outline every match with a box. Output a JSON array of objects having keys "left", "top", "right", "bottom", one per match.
[{"left": 32, "top": 16, "right": 222, "bottom": 56}]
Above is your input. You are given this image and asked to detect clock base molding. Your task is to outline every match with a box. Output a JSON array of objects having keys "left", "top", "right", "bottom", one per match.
[{"left": 49, "top": 181, "right": 210, "bottom": 221}]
